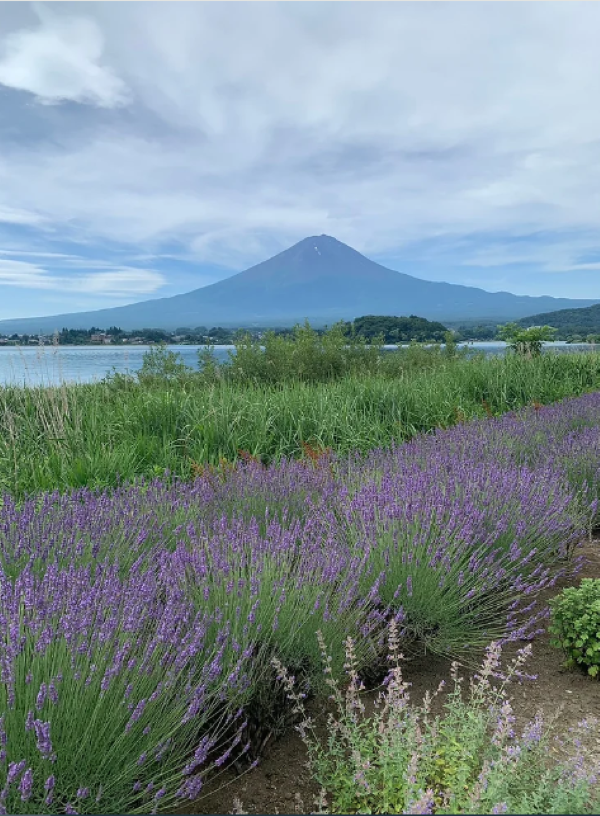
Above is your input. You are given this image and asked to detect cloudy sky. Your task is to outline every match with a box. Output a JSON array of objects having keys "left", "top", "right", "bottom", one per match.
[{"left": 0, "top": 2, "right": 600, "bottom": 320}]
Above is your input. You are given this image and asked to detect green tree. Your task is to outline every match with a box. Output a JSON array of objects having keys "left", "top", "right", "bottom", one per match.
[{"left": 497, "top": 323, "right": 556, "bottom": 358}]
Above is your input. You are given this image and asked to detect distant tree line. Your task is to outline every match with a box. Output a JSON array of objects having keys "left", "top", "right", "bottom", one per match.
[
  {"left": 515, "top": 304, "right": 600, "bottom": 343},
  {"left": 1, "top": 316, "right": 457, "bottom": 346},
  {"left": 4, "top": 312, "right": 597, "bottom": 347},
  {"left": 447, "top": 322, "right": 499, "bottom": 341},
  {"left": 343, "top": 315, "right": 449, "bottom": 343}
]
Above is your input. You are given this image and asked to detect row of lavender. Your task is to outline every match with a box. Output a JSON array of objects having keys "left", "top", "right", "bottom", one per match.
[{"left": 1, "top": 393, "right": 599, "bottom": 814}]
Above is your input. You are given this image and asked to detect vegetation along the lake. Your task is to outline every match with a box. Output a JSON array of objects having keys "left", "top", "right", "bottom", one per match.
[
  {"left": 0, "top": 313, "right": 452, "bottom": 347},
  {"left": 1, "top": 322, "right": 600, "bottom": 497}
]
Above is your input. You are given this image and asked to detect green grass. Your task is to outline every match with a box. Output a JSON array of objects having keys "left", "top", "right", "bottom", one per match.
[{"left": 1, "top": 350, "right": 600, "bottom": 498}]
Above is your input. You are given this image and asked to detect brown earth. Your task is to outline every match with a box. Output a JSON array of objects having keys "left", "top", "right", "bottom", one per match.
[{"left": 183, "top": 540, "right": 600, "bottom": 816}]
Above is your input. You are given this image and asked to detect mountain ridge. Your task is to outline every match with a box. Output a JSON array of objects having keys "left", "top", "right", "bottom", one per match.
[
  {"left": 518, "top": 301, "right": 600, "bottom": 332},
  {"left": 0, "top": 235, "right": 597, "bottom": 333}
]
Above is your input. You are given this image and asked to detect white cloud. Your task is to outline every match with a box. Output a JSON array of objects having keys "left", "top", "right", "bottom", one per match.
[
  {"left": 0, "top": 249, "right": 75, "bottom": 259},
  {"left": 0, "top": 205, "right": 46, "bottom": 226},
  {"left": 0, "top": 5, "right": 129, "bottom": 107},
  {"left": 0, "top": 258, "right": 50, "bottom": 286},
  {"left": 0, "top": 257, "right": 164, "bottom": 296},
  {"left": 75, "top": 268, "right": 165, "bottom": 296},
  {"left": 459, "top": 236, "right": 600, "bottom": 275}
]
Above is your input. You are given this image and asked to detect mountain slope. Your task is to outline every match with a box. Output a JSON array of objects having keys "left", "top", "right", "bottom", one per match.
[
  {"left": 519, "top": 302, "right": 600, "bottom": 332},
  {"left": 1, "top": 235, "right": 597, "bottom": 333}
]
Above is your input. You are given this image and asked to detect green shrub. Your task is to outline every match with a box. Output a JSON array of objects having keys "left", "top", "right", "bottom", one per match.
[
  {"left": 497, "top": 323, "right": 557, "bottom": 358},
  {"left": 222, "top": 321, "right": 384, "bottom": 386},
  {"left": 275, "top": 622, "right": 600, "bottom": 814},
  {"left": 136, "top": 345, "right": 195, "bottom": 385},
  {"left": 549, "top": 579, "right": 600, "bottom": 678}
]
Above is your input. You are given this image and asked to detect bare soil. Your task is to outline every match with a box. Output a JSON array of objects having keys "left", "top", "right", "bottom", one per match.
[{"left": 183, "top": 540, "right": 600, "bottom": 815}]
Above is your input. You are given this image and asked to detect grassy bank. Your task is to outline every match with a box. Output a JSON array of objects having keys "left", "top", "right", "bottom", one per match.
[{"left": 1, "top": 350, "right": 600, "bottom": 497}]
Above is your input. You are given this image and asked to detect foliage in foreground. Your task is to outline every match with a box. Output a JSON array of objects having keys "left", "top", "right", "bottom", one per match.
[
  {"left": 0, "top": 561, "right": 250, "bottom": 815},
  {"left": 549, "top": 579, "right": 600, "bottom": 678},
  {"left": 0, "top": 393, "right": 599, "bottom": 812},
  {"left": 276, "top": 622, "right": 600, "bottom": 815}
]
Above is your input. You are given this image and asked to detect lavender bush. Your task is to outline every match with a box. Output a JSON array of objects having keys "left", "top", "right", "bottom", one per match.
[
  {"left": 0, "top": 558, "right": 251, "bottom": 814},
  {"left": 338, "top": 459, "right": 587, "bottom": 655},
  {"left": 0, "top": 392, "right": 599, "bottom": 812}
]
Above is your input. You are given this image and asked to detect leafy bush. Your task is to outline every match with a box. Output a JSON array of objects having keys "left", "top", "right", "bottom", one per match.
[
  {"left": 276, "top": 622, "right": 600, "bottom": 815},
  {"left": 222, "top": 321, "right": 384, "bottom": 386},
  {"left": 137, "top": 345, "right": 195, "bottom": 385},
  {"left": 549, "top": 579, "right": 600, "bottom": 678},
  {"left": 497, "top": 323, "right": 557, "bottom": 358}
]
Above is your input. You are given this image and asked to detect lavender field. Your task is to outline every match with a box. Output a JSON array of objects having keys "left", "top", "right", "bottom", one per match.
[{"left": 1, "top": 393, "right": 599, "bottom": 813}]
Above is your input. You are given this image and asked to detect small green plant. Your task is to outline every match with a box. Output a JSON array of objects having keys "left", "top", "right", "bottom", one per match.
[
  {"left": 196, "top": 345, "right": 222, "bottom": 384},
  {"left": 549, "top": 579, "right": 600, "bottom": 678},
  {"left": 275, "top": 622, "right": 600, "bottom": 814},
  {"left": 443, "top": 331, "right": 457, "bottom": 359}
]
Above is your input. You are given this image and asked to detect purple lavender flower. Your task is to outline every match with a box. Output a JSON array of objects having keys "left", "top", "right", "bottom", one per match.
[
  {"left": 34, "top": 719, "right": 55, "bottom": 761},
  {"left": 6, "top": 760, "right": 26, "bottom": 786},
  {"left": 36, "top": 682, "right": 47, "bottom": 710},
  {"left": 48, "top": 680, "right": 59, "bottom": 704},
  {"left": 18, "top": 768, "right": 33, "bottom": 802},
  {"left": 177, "top": 774, "right": 204, "bottom": 800},
  {"left": 522, "top": 713, "right": 544, "bottom": 746}
]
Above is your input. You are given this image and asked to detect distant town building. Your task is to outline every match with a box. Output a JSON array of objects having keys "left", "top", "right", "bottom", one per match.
[{"left": 90, "top": 333, "right": 113, "bottom": 344}]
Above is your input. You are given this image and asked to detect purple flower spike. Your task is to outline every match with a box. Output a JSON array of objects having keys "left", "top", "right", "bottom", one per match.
[{"left": 18, "top": 768, "right": 33, "bottom": 802}]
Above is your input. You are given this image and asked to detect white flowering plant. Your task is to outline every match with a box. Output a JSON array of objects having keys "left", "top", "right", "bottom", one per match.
[{"left": 274, "top": 622, "right": 600, "bottom": 815}]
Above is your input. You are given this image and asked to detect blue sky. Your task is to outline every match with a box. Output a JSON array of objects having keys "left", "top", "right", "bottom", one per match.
[{"left": 0, "top": 2, "right": 599, "bottom": 320}]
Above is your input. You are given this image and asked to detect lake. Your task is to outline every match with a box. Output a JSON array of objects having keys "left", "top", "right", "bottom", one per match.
[{"left": 0, "top": 342, "right": 596, "bottom": 387}]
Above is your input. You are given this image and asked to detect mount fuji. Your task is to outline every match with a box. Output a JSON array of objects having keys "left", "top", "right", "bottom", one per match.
[{"left": 0, "top": 235, "right": 597, "bottom": 332}]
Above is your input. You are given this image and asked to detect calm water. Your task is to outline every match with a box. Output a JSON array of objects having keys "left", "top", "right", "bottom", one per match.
[{"left": 0, "top": 342, "right": 595, "bottom": 387}]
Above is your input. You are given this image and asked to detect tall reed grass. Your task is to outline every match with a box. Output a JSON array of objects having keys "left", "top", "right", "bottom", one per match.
[{"left": 0, "top": 351, "right": 599, "bottom": 497}]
